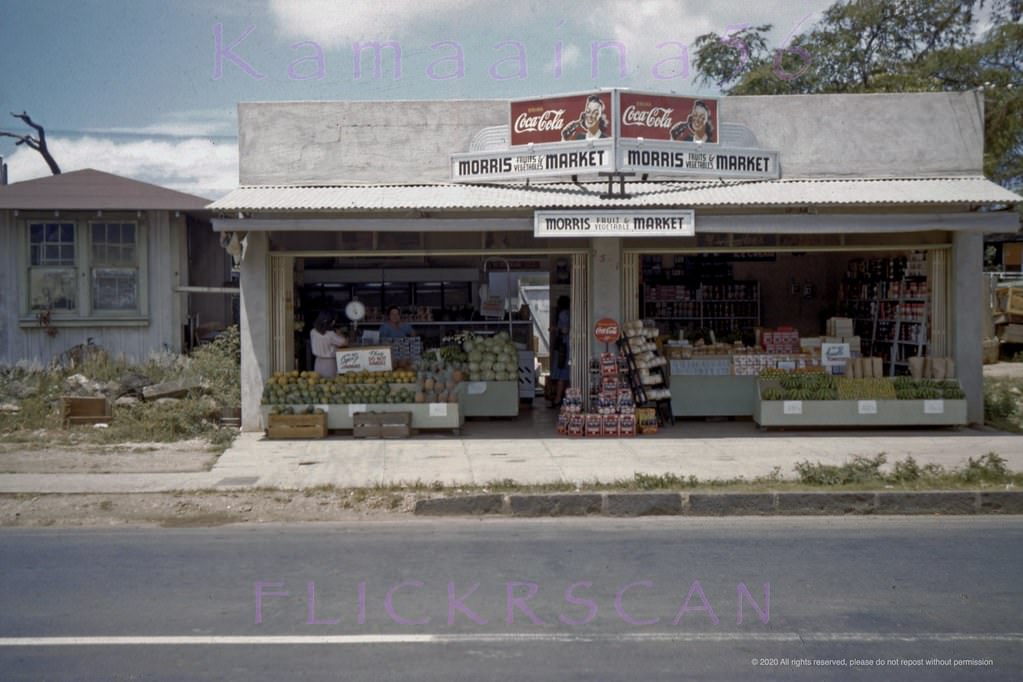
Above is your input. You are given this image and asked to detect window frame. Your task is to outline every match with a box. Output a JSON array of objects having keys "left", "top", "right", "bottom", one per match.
[{"left": 19, "top": 213, "right": 149, "bottom": 326}]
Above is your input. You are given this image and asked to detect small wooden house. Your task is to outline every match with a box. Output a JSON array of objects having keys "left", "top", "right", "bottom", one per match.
[{"left": 0, "top": 169, "right": 234, "bottom": 365}]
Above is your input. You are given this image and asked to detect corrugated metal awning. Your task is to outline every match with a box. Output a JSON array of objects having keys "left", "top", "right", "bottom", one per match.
[{"left": 207, "top": 176, "right": 1020, "bottom": 212}]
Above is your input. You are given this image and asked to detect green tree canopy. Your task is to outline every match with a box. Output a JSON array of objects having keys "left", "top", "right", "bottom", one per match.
[{"left": 693, "top": 0, "right": 1022, "bottom": 184}]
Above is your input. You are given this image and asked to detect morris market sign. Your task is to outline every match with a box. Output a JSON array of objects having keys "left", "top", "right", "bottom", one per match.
[
  {"left": 450, "top": 89, "right": 779, "bottom": 183},
  {"left": 534, "top": 210, "right": 695, "bottom": 238}
]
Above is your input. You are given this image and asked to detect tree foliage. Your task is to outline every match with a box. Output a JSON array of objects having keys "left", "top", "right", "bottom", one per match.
[{"left": 693, "top": 0, "right": 1023, "bottom": 184}]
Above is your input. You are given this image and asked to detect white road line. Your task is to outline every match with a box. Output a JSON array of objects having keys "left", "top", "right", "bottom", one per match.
[{"left": 0, "top": 633, "right": 1020, "bottom": 646}]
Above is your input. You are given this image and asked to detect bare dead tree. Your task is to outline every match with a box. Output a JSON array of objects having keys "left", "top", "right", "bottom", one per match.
[{"left": 0, "top": 111, "right": 61, "bottom": 175}]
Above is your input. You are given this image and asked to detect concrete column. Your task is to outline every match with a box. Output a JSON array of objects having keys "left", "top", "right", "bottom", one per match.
[
  {"left": 589, "top": 238, "right": 622, "bottom": 355},
  {"left": 240, "top": 231, "right": 270, "bottom": 431},
  {"left": 953, "top": 232, "right": 983, "bottom": 425}
]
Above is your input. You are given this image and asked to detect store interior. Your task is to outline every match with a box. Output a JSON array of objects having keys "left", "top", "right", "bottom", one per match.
[{"left": 291, "top": 253, "right": 569, "bottom": 378}]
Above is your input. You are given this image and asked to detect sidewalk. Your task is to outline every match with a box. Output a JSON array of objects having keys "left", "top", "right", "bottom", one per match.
[{"left": 2, "top": 419, "right": 1022, "bottom": 495}]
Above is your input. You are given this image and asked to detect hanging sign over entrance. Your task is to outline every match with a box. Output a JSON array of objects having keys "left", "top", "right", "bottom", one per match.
[{"left": 534, "top": 210, "right": 695, "bottom": 238}]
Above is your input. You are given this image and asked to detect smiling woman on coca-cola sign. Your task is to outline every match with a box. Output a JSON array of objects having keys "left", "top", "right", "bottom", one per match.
[
  {"left": 561, "top": 95, "right": 609, "bottom": 141},
  {"left": 670, "top": 100, "right": 715, "bottom": 143}
]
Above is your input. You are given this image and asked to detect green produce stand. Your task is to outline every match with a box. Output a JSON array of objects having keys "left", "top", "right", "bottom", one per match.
[{"left": 754, "top": 385, "right": 967, "bottom": 428}]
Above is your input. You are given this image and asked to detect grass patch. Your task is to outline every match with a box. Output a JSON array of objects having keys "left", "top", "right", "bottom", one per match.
[
  {"left": 0, "top": 327, "right": 240, "bottom": 452},
  {"left": 984, "top": 377, "right": 1023, "bottom": 432}
]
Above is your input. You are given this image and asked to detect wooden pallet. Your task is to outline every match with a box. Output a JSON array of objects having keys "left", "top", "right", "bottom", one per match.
[{"left": 266, "top": 413, "right": 328, "bottom": 439}]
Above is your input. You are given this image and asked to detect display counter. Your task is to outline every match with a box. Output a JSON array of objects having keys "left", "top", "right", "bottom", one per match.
[
  {"left": 459, "top": 381, "right": 520, "bottom": 417},
  {"left": 753, "top": 377, "right": 967, "bottom": 429},
  {"left": 667, "top": 354, "right": 814, "bottom": 418},
  {"left": 261, "top": 403, "right": 464, "bottom": 434},
  {"left": 669, "top": 375, "right": 757, "bottom": 417}
]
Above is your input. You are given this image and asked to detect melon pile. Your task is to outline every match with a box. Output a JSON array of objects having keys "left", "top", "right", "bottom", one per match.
[
  {"left": 461, "top": 332, "right": 519, "bottom": 382},
  {"left": 413, "top": 358, "right": 465, "bottom": 404}
]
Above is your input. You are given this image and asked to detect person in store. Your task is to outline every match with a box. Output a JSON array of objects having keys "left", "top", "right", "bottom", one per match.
[
  {"left": 548, "top": 295, "right": 571, "bottom": 407},
  {"left": 379, "top": 305, "right": 416, "bottom": 339},
  {"left": 310, "top": 311, "right": 348, "bottom": 379}
]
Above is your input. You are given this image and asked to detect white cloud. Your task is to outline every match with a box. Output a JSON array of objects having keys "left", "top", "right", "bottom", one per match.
[
  {"left": 265, "top": 0, "right": 831, "bottom": 90},
  {"left": 83, "top": 109, "right": 238, "bottom": 139},
  {"left": 268, "top": 0, "right": 478, "bottom": 45},
  {"left": 542, "top": 43, "right": 582, "bottom": 78},
  {"left": 5, "top": 136, "right": 238, "bottom": 200}
]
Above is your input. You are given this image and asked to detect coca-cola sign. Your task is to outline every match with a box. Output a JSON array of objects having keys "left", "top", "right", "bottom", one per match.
[
  {"left": 619, "top": 92, "right": 718, "bottom": 143},
  {"left": 594, "top": 318, "right": 621, "bottom": 344},
  {"left": 510, "top": 93, "right": 614, "bottom": 146}
]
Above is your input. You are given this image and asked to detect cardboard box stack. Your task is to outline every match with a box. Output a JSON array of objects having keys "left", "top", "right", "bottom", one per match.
[{"left": 556, "top": 352, "right": 637, "bottom": 437}]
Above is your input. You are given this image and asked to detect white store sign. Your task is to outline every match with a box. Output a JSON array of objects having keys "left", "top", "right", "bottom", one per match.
[
  {"left": 534, "top": 210, "right": 695, "bottom": 238},
  {"left": 451, "top": 140, "right": 615, "bottom": 182}
]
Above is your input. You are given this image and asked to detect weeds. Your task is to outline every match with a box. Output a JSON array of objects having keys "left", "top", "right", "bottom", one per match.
[
  {"left": 984, "top": 378, "right": 1021, "bottom": 431},
  {"left": 0, "top": 326, "right": 241, "bottom": 450},
  {"left": 793, "top": 451, "right": 1018, "bottom": 488}
]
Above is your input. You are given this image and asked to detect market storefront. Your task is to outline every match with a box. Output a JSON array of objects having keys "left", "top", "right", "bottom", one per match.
[{"left": 210, "top": 90, "right": 1019, "bottom": 434}]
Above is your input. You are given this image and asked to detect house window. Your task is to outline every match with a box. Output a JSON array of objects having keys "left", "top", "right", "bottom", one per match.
[
  {"left": 28, "top": 222, "right": 77, "bottom": 311},
  {"left": 24, "top": 218, "right": 146, "bottom": 320},
  {"left": 91, "top": 222, "right": 138, "bottom": 311}
]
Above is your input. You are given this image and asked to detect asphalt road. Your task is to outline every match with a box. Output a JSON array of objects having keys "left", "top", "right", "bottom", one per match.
[{"left": 0, "top": 518, "right": 1020, "bottom": 681}]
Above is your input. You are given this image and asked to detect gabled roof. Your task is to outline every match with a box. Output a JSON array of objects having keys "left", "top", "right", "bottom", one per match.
[
  {"left": 208, "top": 176, "right": 1021, "bottom": 212},
  {"left": 0, "top": 168, "right": 211, "bottom": 210}
]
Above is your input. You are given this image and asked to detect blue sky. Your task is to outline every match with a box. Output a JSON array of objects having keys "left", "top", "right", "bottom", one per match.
[{"left": 0, "top": 0, "right": 837, "bottom": 198}]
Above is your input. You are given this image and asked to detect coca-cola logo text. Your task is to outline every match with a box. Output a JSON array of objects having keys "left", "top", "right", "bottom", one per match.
[
  {"left": 622, "top": 105, "right": 674, "bottom": 129},
  {"left": 594, "top": 319, "right": 621, "bottom": 342},
  {"left": 514, "top": 109, "right": 566, "bottom": 134}
]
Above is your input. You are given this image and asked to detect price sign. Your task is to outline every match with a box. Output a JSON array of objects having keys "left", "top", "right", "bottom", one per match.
[
  {"left": 348, "top": 404, "right": 367, "bottom": 416},
  {"left": 783, "top": 401, "right": 803, "bottom": 415},
  {"left": 858, "top": 400, "right": 878, "bottom": 415},
  {"left": 429, "top": 403, "right": 448, "bottom": 417},
  {"left": 924, "top": 400, "right": 944, "bottom": 414}
]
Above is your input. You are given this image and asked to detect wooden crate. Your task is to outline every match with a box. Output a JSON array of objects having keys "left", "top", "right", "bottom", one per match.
[
  {"left": 983, "top": 338, "right": 1000, "bottom": 364},
  {"left": 353, "top": 423, "right": 413, "bottom": 439},
  {"left": 1000, "top": 323, "right": 1023, "bottom": 344},
  {"left": 266, "top": 413, "right": 328, "bottom": 439},
  {"left": 996, "top": 287, "right": 1023, "bottom": 316},
  {"left": 61, "top": 396, "right": 111, "bottom": 427},
  {"left": 353, "top": 411, "right": 412, "bottom": 427}
]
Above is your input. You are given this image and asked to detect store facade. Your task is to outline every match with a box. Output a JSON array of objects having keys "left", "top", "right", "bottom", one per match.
[{"left": 210, "top": 91, "right": 1019, "bottom": 431}]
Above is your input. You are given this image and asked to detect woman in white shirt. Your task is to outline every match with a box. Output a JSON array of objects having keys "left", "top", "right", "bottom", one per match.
[{"left": 310, "top": 311, "right": 348, "bottom": 379}]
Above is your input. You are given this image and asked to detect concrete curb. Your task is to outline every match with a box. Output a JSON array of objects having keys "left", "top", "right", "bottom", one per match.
[{"left": 414, "top": 491, "right": 1023, "bottom": 517}]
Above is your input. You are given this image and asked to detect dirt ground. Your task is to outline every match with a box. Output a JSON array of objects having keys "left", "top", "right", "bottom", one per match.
[
  {"left": 0, "top": 490, "right": 417, "bottom": 528},
  {"left": 0, "top": 439, "right": 216, "bottom": 474},
  {"left": 3, "top": 363, "right": 1021, "bottom": 527},
  {"left": 0, "top": 437, "right": 411, "bottom": 527}
]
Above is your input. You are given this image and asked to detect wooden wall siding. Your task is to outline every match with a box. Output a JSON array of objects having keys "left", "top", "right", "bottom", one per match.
[
  {"left": 0, "top": 210, "right": 186, "bottom": 366},
  {"left": 0, "top": 211, "right": 16, "bottom": 363}
]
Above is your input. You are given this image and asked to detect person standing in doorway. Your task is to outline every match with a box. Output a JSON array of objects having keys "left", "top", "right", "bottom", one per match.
[
  {"left": 549, "top": 295, "right": 571, "bottom": 407},
  {"left": 310, "top": 311, "right": 348, "bottom": 379}
]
